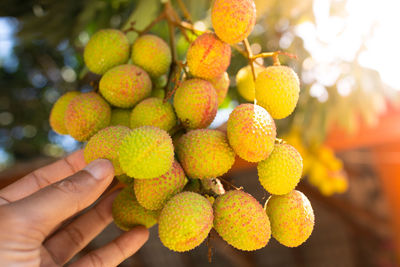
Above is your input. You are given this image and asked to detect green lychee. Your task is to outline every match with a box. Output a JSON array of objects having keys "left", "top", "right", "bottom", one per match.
[
  {"left": 118, "top": 126, "right": 174, "bottom": 179},
  {"left": 84, "top": 29, "right": 129, "bottom": 75},
  {"left": 255, "top": 66, "right": 300, "bottom": 119},
  {"left": 236, "top": 65, "right": 265, "bottom": 102},
  {"left": 130, "top": 97, "right": 177, "bottom": 132},
  {"left": 112, "top": 186, "right": 159, "bottom": 230},
  {"left": 265, "top": 190, "right": 314, "bottom": 247},
  {"left": 258, "top": 143, "right": 303, "bottom": 195}
]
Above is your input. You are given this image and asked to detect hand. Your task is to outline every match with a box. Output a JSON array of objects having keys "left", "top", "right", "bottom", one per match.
[{"left": 0, "top": 150, "right": 149, "bottom": 267}]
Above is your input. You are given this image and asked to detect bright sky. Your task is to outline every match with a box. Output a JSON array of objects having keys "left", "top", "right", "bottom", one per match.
[{"left": 296, "top": 0, "right": 400, "bottom": 99}]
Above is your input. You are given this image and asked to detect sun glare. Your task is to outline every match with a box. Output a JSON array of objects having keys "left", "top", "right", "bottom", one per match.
[{"left": 296, "top": 0, "right": 400, "bottom": 93}]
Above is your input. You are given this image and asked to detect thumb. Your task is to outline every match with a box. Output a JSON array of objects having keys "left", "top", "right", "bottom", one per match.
[{"left": 9, "top": 159, "right": 115, "bottom": 238}]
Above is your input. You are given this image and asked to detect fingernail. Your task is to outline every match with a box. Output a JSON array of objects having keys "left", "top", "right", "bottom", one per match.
[{"left": 84, "top": 159, "right": 114, "bottom": 180}]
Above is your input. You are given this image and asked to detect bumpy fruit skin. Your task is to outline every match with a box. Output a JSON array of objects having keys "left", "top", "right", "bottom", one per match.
[
  {"left": 130, "top": 97, "right": 177, "bottom": 132},
  {"left": 65, "top": 92, "right": 111, "bottom": 141},
  {"left": 131, "top": 34, "right": 172, "bottom": 78},
  {"left": 186, "top": 33, "right": 231, "bottom": 79},
  {"left": 176, "top": 129, "right": 235, "bottom": 179},
  {"left": 265, "top": 190, "right": 314, "bottom": 247},
  {"left": 49, "top": 91, "right": 80, "bottom": 135},
  {"left": 211, "top": 0, "right": 256, "bottom": 44},
  {"left": 84, "top": 29, "right": 129, "bottom": 75},
  {"left": 119, "top": 126, "right": 174, "bottom": 179},
  {"left": 236, "top": 65, "right": 264, "bottom": 101},
  {"left": 213, "top": 190, "right": 271, "bottom": 251},
  {"left": 110, "top": 108, "right": 131, "bottom": 127},
  {"left": 258, "top": 143, "right": 302, "bottom": 195},
  {"left": 116, "top": 174, "right": 133, "bottom": 185},
  {"left": 134, "top": 160, "right": 187, "bottom": 210},
  {"left": 112, "top": 187, "right": 159, "bottom": 230},
  {"left": 99, "top": 64, "right": 152, "bottom": 108},
  {"left": 158, "top": 192, "right": 213, "bottom": 252},
  {"left": 84, "top": 126, "right": 131, "bottom": 176},
  {"left": 173, "top": 79, "right": 218, "bottom": 129},
  {"left": 207, "top": 72, "right": 230, "bottom": 106},
  {"left": 255, "top": 66, "right": 300, "bottom": 119},
  {"left": 227, "top": 104, "right": 276, "bottom": 162}
]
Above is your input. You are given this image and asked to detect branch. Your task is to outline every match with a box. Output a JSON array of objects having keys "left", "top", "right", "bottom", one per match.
[{"left": 176, "top": 0, "right": 193, "bottom": 23}]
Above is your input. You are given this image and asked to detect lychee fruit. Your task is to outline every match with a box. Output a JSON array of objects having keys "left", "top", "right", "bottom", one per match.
[
  {"left": 211, "top": 0, "right": 256, "bottom": 44},
  {"left": 258, "top": 143, "right": 303, "bottom": 195},
  {"left": 176, "top": 129, "right": 235, "bottom": 179},
  {"left": 158, "top": 192, "right": 213, "bottom": 252},
  {"left": 130, "top": 97, "right": 177, "bottom": 132},
  {"left": 207, "top": 72, "right": 230, "bottom": 106},
  {"left": 84, "top": 29, "right": 129, "bottom": 75},
  {"left": 255, "top": 65, "right": 300, "bottom": 119},
  {"left": 65, "top": 92, "right": 111, "bottom": 141},
  {"left": 213, "top": 190, "right": 271, "bottom": 251},
  {"left": 227, "top": 103, "right": 276, "bottom": 162},
  {"left": 112, "top": 186, "right": 159, "bottom": 230},
  {"left": 173, "top": 78, "right": 218, "bottom": 129},
  {"left": 118, "top": 126, "right": 174, "bottom": 179},
  {"left": 186, "top": 33, "right": 231, "bottom": 79},
  {"left": 236, "top": 65, "right": 265, "bottom": 102},
  {"left": 265, "top": 190, "right": 314, "bottom": 247},
  {"left": 99, "top": 64, "right": 152, "bottom": 108},
  {"left": 49, "top": 91, "right": 80, "bottom": 135},
  {"left": 84, "top": 126, "right": 131, "bottom": 176},
  {"left": 131, "top": 34, "right": 172, "bottom": 78},
  {"left": 134, "top": 160, "right": 187, "bottom": 210}
]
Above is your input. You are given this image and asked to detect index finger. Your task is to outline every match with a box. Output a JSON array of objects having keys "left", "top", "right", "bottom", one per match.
[{"left": 0, "top": 149, "right": 86, "bottom": 203}]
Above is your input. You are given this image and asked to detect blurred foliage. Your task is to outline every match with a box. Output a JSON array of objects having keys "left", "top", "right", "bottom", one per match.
[{"left": 0, "top": 0, "right": 397, "bottom": 169}]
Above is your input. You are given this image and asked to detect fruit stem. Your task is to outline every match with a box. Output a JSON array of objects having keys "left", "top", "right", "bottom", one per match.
[
  {"left": 251, "top": 51, "right": 298, "bottom": 66},
  {"left": 219, "top": 177, "right": 243, "bottom": 191},
  {"left": 164, "top": 63, "right": 182, "bottom": 102},
  {"left": 176, "top": 0, "right": 193, "bottom": 23},
  {"left": 206, "top": 232, "right": 214, "bottom": 263},
  {"left": 243, "top": 38, "right": 257, "bottom": 83},
  {"left": 201, "top": 178, "right": 226, "bottom": 195}
]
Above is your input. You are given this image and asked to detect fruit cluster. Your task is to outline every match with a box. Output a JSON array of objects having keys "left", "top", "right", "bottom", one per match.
[
  {"left": 285, "top": 130, "right": 349, "bottom": 196},
  {"left": 49, "top": 0, "right": 314, "bottom": 254}
]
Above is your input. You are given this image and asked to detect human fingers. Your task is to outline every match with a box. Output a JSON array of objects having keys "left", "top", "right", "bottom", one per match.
[
  {"left": 7, "top": 159, "right": 114, "bottom": 238},
  {"left": 44, "top": 190, "right": 119, "bottom": 265},
  {"left": 69, "top": 226, "right": 149, "bottom": 267},
  {"left": 0, "top": 150, "right": 86, "bottom": 204}
]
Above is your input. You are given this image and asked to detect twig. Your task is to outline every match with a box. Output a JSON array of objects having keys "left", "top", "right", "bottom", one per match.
[
  {"left": 123, "top": 12, "right": 166, "bottom": 35},
  {"left": 176, "top": 0, "right": 193, "bottom": 23},
  {"left": 243, "top": 38, "right": 256, "bottom": 83},
  {"left": 219, "top": 177, "right": 243, "bottom": 191}
]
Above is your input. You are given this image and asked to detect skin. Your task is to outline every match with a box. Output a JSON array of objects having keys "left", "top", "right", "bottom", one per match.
[{"left": 0, "top": 150, "right": 149, "bottom": 266}]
